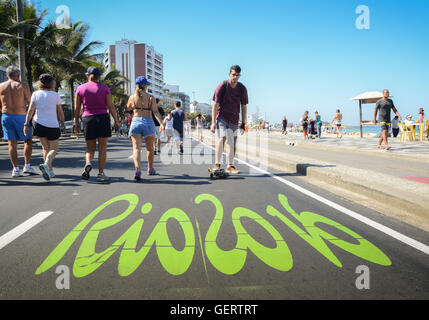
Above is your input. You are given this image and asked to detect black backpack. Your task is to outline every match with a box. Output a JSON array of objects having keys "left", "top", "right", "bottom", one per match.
[{"left": 217, "top": 80, "right": 245, "bottom": 105}]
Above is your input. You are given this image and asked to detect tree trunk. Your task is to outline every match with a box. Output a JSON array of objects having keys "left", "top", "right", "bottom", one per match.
[
  {"left": 69, "top": 79, "right": 75, "bottom": 122},
  {"left": 26, "top": 63, "right": 33, "bottom": 94}
]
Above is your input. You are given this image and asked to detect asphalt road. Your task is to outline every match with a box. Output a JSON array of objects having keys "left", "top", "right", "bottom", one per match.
[{"left": 0, "top": 135, "right": 428, "bottom": 300}]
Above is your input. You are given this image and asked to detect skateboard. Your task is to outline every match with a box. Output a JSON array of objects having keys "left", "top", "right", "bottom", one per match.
[{"left": 208, "top": 168, "right": 229, "bottom": 179}]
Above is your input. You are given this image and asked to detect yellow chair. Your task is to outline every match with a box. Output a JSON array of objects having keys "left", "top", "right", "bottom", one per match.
[
  {"left": 414, "top": 123, "right": 425, "bottom": 141},
  {"left": 424, "top": 120, "right": 429, "bottom": 138},
  {"left": 398, "top": 123, "right": 413, "bottom": 142}
]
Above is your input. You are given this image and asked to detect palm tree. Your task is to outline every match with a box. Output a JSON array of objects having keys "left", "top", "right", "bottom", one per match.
[
  {"left": 38, "top": 21, "right": 103, "bottom": 115},
  {"left": 101, "top": 67, "right": 129, "bottom": 119},
  {"left": 1, "top": 1, "right": 53, "bottom": 91},
  {"left": 0, "top": 0, "right": 41, "bottom": 68}
]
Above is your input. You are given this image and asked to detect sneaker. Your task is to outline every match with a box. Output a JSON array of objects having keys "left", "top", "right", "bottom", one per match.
[
  {"left": 180, "top": 144, "right": 184, "bottom": 154},
  {"left": 212, "top": 164, "right": 221, "bottom": 171},
  {"left": 39, "top": 164, "right": 51, "bottom": 181},
  {"left": 226, "top": 166, "right": 240, "bottom": 174},
  {"left": 82, "top": 164, "right": 92, "bottom": 180},
  {"left": 154, "top": 150, "right": 157, "bottom": 155},
  {"left": 134, "top": 170, "right": 142, "bottom": 181},
  {"left": 23, "top": 166, "right": 39, "bottom": 175},
  {"left": 96, "top": 172, "right": 109, "bottom": 183},
  {"left": 48, "top": 169, "right": 55, "bottom": 178},
  {"left": 158, "top": 149, "right": 161, "bottom": 154},
  {"left": 11, "top": 168, "right": 22, "bottom": 178},
  {"left": 147, "top": 168, "right": 156, "bottom": 176}
]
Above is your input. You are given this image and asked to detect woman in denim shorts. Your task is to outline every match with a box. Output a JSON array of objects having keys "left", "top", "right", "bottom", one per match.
[{"left": 127, "top": 76, "right": 164, "bottom": 181}]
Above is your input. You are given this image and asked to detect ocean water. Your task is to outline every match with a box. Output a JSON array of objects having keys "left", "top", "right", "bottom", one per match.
[{"left": 343, "top": 125, "right": 383, "bottom": 134}]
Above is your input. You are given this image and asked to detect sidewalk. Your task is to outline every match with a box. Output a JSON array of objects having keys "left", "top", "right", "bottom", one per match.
[{"left": 194, "top": 129, "right": 429, "bottom": 231}]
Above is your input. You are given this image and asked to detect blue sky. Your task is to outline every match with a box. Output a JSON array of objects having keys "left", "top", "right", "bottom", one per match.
[{"left": 33, "top": 0, "right": 429, "bottom": 125}]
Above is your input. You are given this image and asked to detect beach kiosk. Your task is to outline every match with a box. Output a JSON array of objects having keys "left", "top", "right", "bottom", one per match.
[{"left": 351, "top": 91, "right": 385, "bottom": 138}]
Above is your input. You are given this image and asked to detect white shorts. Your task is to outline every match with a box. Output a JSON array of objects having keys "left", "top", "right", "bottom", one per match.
[{"left": 165, "top": 128, "right": 174, "bottom": 137}]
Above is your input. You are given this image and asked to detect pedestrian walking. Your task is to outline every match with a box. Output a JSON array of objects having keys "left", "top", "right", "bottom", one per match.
[
  {"left": 315, "top": 111, "right": 322, "bottom": 138},
  {"left": 152, "top": 98, "right": 165, "bottom": 155},
  {"left": 282, "top": 116, "right": 288, "bottom": 135},
  {"left": 127, "top": 77, "right": 164, "bottom": 181},
  {"left": 301, "top": 111, "right": 309, "bottom": 139},
  {"left": 196, "top": 113, "right": 206, "bottom": 141},
  {"left": 23, "top": 74, "right": 65, "bottom": 181},
  {"left": 210, "top": 65, "right": 248, "bottom": 174},
  {"left": 163, "top": 111, "right": 174, "bottom": 145},
  {"left": 74, "top": 67, "right": 120, "bottom": 183},
  {"left": 391, "top": 116, "right": 400, "bottom": 138},
  {"left": 332, "top": 109, "right": 343, "bottom": 139},
  {"left": 374, "top": 89, "right": 402, "bottom": 150},
  {"left": 171, "top": 101, "right": 188, "bottom": 154},
  {"left": 0, "top": 66, "right": 38, "bottom": 177}
]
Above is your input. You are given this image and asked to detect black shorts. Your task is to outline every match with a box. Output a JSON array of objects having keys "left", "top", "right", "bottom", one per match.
[
  {"left": 82, "top": 114, "right": 112, "bottom": 141},
  {"left": 33, "top": 122, "right": 61, "bottom": 141}
]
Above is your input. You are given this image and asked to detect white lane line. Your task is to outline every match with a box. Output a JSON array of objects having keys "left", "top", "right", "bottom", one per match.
[
  {"left": 194, "top": 137, "right": 429, "bottom": 256},
  {"left": 0, "top": 211, "right": 54, "bottom": 251}
]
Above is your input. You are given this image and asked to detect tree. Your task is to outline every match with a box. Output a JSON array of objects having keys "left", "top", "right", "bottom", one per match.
[
  {"left": 39, "top": 21, "right": 103, "bottom": 116},
  {"left": 101, "top": 66, "right": 129, "bottom": 119}
]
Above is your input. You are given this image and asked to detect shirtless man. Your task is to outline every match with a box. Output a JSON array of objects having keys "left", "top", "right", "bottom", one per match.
[{"left": 0, "top": 66, "right": 38, "bottom": 177}]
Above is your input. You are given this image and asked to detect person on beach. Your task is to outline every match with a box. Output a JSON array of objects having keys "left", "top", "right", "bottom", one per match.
[
  {"left": 374, "top": 89, "right": 402, "bottom": 151},
  {"left": 74, "top": 67, "right": 120, "bottom": 183},
  {"left": 315, "top": 111, "right": 322, "bottom": 138},
  {"left": 418, "top": 108, "right": 424, "bottom": 124},
  {"left": 301, "top": 111, "right": 309, "bottom": 139},
  {"left": 171, "top": 101, "right": 188, "bottom": 154},
  {"left": 196, "top": 113, "right": 206, "bottom": 141},
  {"left": 127, "top": 76, "right": 164, "bottom": 181},
  {"left": 0, "top": 66, "right": 38, "bottom": 177},
  {"left": 152, "top": 98, "right": 165, "bottom": 155},
  {"left": 391, "top": 116, "right": 400, "bottom": 138},
  {"left": 24, "top": 74, "right": 65, "bottom": 181},
  {"left": 332, "top": 109, "right": 343, "bottom": 139},
  {"left": 403, "top": 114, "right": 414, "bottom": 129},
  {"left": 282, "top": 116, "right": 288, "bottom": 135},
  {"left": 210, "top": 65, "right": 248, "bottom": 174}
]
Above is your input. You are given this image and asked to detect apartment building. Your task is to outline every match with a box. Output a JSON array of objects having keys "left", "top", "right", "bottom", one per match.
[{"left": 104, "top": 39, "right": 165, "bottom": 98}]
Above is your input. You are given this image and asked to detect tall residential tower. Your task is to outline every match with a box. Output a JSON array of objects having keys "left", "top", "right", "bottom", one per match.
[{"left": 104, "top": 39, "right": 165, "bottom": 98}]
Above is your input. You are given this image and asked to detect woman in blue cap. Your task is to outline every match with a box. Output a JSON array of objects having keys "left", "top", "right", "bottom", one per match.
[{"left": 127, "top": 76, "right": 164, "bottom": 181}]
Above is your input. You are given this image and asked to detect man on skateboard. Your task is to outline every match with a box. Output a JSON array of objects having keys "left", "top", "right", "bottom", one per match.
[{"left": 210, "top": 65, "right": 248, "bottom": 174}]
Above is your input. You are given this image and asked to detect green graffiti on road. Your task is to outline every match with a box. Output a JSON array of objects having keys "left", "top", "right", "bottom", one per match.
[
  {"left": 267, "top": 194, "right": 392, "bottom": 267},
  {"left": 35, "top": 193, "right": 391, "bottom": 278},
  {"left": 195, "top": 194, "right": 293, "bottom": 275}
]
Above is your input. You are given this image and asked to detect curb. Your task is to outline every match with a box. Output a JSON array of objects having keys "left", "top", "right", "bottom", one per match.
[{"left": 196, "top": 131, "right": 429, "bottom": 228}]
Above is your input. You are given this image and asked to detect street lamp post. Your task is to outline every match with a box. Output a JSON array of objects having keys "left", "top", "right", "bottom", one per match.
[{"left": 16, "top": 0, "right": 27, "bottom": 84}]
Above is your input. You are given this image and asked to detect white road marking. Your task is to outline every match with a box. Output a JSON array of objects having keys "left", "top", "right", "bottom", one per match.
[
  {"left": 0, "top": 211, "right": 54, "bottom": 251},
  {"left": 194, "top": 137, "right": 429, "bottom": 256}
]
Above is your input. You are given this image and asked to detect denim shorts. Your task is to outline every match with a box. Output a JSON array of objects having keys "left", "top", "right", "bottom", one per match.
[
  {"left": 1, "top": 114, "right": 33, "bottom": 141},
  {"left": 129, "top": 117, "right": 155, "bottom": 138},
  {"left": 216, "top": 117, "right": 238, "bottom": 139}
]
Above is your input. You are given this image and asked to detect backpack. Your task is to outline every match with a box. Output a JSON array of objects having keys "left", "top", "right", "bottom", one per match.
[{"left": 217, "top": 80, "right": 245, "bottom": 105}]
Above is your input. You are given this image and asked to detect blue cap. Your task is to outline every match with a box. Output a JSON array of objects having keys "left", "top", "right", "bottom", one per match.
[
  {"left": 86, "top": 67, "right": 102, "bottom": 77},
  {"left": 136, "top": 76, "right": 150, "bottom": 86}
]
